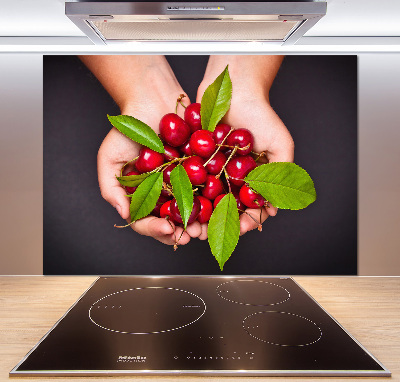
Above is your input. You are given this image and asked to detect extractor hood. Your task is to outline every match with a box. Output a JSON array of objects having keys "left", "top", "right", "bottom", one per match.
[{"left": 65, "top": 1, "right": 327, "bottom": 45}]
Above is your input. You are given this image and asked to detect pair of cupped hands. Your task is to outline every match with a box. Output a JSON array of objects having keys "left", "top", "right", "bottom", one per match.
[{"left": 96, "top": 56, "right": 294, "bottom": 246}]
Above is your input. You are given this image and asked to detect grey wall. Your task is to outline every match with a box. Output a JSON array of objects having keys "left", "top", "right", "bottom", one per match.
[
  {"left": 358, "top": 54, "right": 400, "bottom": 275},
  {"left": 0, "top": 53, "right": 399, "bottom": 275},
  {"left": 0, "top": 54, "right": 43, "bottom": 275}
]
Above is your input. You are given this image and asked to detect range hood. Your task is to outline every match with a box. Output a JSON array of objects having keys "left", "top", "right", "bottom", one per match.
[{"left": 65, "top": 1, "right": 327, "bottom": 45}]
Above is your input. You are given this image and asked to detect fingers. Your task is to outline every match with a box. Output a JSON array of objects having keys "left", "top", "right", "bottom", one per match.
[
  {"left": 127, "top": 217, "right": 206, "bottom": 245},
  {"left": 129, "top": 216, "right": 191, "bottom": 246},
  {"left": 266, "top": 202, "right": 278, "bottom": 217},
  {"left": 185, "top": 221, "right": 202, "bottom": 239},
  {"left": 174, "top": 226, "right": 191, "bottom": 246},
  {"left": 125, "top": 208, "right": 274, "bottom": 244},
  {"left": 239, "top": 207, "right": 269, "bottom": 236},
  {"left": 198, "top": 223, "right": 208, "bottom": 240}
]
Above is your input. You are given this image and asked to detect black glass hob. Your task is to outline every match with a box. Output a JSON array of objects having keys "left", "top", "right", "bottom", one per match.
[{"left": 10, "top": 277, "right": 390, "bottom": 377}]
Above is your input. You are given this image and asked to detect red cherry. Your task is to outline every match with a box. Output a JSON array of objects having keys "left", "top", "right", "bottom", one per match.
[
  {"left": 160, "top": 200, "right": 173, "bottom": 220},
  {"left": 213, "top": 123, "right": 231, "bottom": 145},
  {"left": 161, "top": 189, "right": 172, "bottom": 198},
  {"left": 184, "top": 103, "right": 202, "bottom": 133},
  {"left": 232, "top": 190, "right": 245, "bottom": 211},
  {"left": 163, "top": 145, "right": 180, "bottom": 161},
  {"left": 163, "top": 163, "right": 177, "bottom": 184},
  {"left": 182, "top": 156, "right": 207, "bottom": 185},
  {"left": 224, "top": 147, "right": 237, "bottom": 159},
  {"left": 159, "top": 113, "right": 190, "bottom": 147},
  {"left": 135, "top": 147, "right": 164, "bottom": 173},
  {"left": 170, "top": 197, "right": 201, "bottom": 225},
  {"left": 180, "top": 141, "right": 193, "bottom": 156},
  {"left": 205, "top": 151, "right": 226, "bottom": 175},
  {"left": 189, "top": 130, "right": 216, "bottom": 158},
  {"left": 213, "top": 194, "right": 226, "bottom": 208},
  {"left": 202, "top": 175, "right": 224, "bottom": 200},
  {"left": 225, "top": 155, "right": 257, "bottom": 187},
  {"left": 226, "top": 128, "right": 254, "bottom": 156},
  {"left": 196, "top": 196, "right": 213, "bottom": 223},
  {"left": 239, "top": 185, "right": 266, "bottom": 208},
  {"left": 152, "top": 195, "right": 170, "bottom": 217},
  {"left": 124, "top": 170, "right": 140, "bottom": 194},
  {"left": 229, "top": 183, "right": 242, "bottom": 195},
  {"left": 213, "top": 193, "right": 243, "bottom": 210}
]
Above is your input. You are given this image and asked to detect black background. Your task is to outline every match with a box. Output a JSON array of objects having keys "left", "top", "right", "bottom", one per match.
[{"left": 43, "top": 55, "right": 357, "bottom": 275}]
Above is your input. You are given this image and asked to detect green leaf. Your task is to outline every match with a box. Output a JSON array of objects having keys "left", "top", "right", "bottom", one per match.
[
  {"left": 244, "top": 162, "right": 317, "bottom": 210},
  {"left": 117, "top": 172, "right": 151, "bottom": 188},
  {"left": 129, "top": 172, "right": 163, "bottom": 221},
  {"left": 208, "top": 193, "right": 240, "bottom": 271},
  {"left": 170, "top": 165, "right": 193, "bottom": 229},
  {"left": 200, "top": 65, "right": 232, "bottom": 132},
  {"left": 108, "top": 114, "right": 164, "bottom": 153}
]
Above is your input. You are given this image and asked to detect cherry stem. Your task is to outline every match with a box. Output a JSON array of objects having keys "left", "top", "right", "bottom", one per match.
[
  {"left": 224, "top": 168, "right": 232, "bottom": 194},
  {"left": 164, "top": 216, "right": 178, "bottom": 249},
  {"left": 155, "top": 156, "right": 187, "bottom": 174},
  {"left": 162, "top": 156, "right": 191, "bottom": 170},
  {"left": 162, "top": 182, "right": 174, "bottom": 197},
  {"left": 174, "top": 228, "right": 185, "bottom": 251},
  {"left": 175, "top": 94, "right": 186, "bottom": 114},
  {"left": 254, "top": 200, "right": 263, "bottom": 232},
  {"left": 216, "top": 146, "right": 238, "bottom": 179},
  {"left": 228, "top": 176, "right": 244, "bottom": 183},
  {"left": 217, "top": 142, "right": 251, "bottom": 152},
  {"left": 120, "top": 156, "right": 139, "bottom": 177},
  {"left": 114, "top": 220, "right": 135, "bottom": 229},
  {"left": 203, "top": 127, "right": 234, "bottom": 167},
  {"left": 243, "top": 210, "right": 263, "bottom": 232},
  {"left": 254, "top": 151, "right": 266, "bottom": 162}
]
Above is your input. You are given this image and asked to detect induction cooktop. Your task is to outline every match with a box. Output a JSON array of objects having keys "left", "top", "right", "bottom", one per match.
[{"left": 10, "top": 276, "right": 390, "bottom": 377}]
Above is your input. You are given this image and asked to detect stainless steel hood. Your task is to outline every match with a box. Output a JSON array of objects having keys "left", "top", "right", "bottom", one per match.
[{"left": 65, "top": 2, "right": 327, "bottom": 45}]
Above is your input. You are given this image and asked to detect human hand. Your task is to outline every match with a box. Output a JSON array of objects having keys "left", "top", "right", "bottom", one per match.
[
  {"left": 196, "top": 55, "right": 294, "bottom": 237},
  {"left": 86, "top": 56, "right": 203, "bottom": 245}
]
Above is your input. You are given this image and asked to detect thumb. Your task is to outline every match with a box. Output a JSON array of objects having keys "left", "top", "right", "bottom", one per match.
[
  {"left": 196, "top": 86, "right": 206, "bottom": 104},
  {"left": 265, "top": 110, "right": 295, "bottom": 163},
  {"left": 97, "top": 150, "right": 130, "bottom": 220},
  {"left": 267, "top": 134, "right": 295, "bottom": 163}
]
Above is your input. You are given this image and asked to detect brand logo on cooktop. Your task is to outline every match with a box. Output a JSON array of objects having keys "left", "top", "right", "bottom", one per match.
[{"left": 117, "top": 355, "right": 146, "bottom": 363}]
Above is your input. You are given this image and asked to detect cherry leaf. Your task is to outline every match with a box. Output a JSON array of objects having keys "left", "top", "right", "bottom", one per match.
[
  {"left": 208, "top": 193, "right": 240, "bottom": 271},
  {"left": 117, "top": 172, "right": 151, "bottom": 188},
  {"left": 244, "top": 162, "right": 317, "bottom": 210},
  {"left": 200, "top": 65, "right": 232, "bottom": 132},
  {"left": 108, "top": 114, "right": 165, "bottom": 154},
  {"left": 129, "top": 172, "right": 163, "bottom": 221},
  {"left": 170, "top": 165, "right": 193, "bottom": 229}
]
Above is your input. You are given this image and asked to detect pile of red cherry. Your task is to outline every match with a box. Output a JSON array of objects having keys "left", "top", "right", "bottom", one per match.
[{"left": 124, "top": 102, "right": 266, "bottom": 226}]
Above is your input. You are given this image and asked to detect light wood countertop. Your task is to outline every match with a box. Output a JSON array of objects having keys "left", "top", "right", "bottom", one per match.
[{"left": 1, "top": 276, "right": 399, "bottom": 381}]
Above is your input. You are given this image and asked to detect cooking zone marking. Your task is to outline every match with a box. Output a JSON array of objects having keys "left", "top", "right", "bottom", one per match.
[
  {"left": 216, "top": 280, "right": 291, "bottom": 306},
  {"left": 243, "top": 311, "right": 323, "bottom": 347},
  {"left": 88, "top": 287, "right": 206, "bottom": 334}
]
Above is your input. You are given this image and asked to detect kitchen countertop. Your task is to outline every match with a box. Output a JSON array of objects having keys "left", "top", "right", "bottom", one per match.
[{"left": 1, "top": 276, "right": 399, "bottom": 381}]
